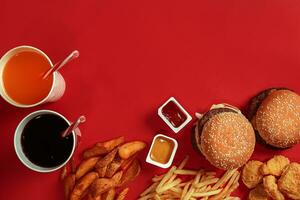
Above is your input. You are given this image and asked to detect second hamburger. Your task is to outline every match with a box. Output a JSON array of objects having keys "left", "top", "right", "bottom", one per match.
[
  {"left": 247, "top": 88, "right": 300, "bottom": 148},
  {"left": 192, "top": 104, "right": 256, "bottom": 170}
]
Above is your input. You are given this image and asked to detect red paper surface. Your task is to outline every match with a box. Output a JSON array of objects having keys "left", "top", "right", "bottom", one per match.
[{"left": 0, "top": 0, "right": 300, "bottom": 199}]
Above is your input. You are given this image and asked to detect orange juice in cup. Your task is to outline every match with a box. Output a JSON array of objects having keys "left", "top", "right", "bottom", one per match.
[{"left": 0, "top": 46, "right": 66, "bottom": 107}]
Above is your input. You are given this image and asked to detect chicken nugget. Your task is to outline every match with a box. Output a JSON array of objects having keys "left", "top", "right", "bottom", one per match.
[
  {"left": 263, "top": 175, "right": 285, "bottom": 200},
  {"left": 248, "top": 184, "right": 271, "bottom": 200},
  {"left": 242, "top": 160, "right": 264, "bottom": 189},
  {"left": 261, "top": 155, "right": 290, "bottom": 176},
  {"left": 278, "top": 162, "right": 300, "bottom": 200}
]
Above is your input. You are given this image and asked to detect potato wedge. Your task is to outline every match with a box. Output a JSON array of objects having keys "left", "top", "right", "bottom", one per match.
[
  {"left": 86, "top": 193, "right": 101, "bottom": 200},
  {"left": 96, "top": 136, "right": 125, "bottom": 148},
  {"left": 63, "top": 174, "right": 76, "bottom": 200},
  {"left": 61, "top": 165, "right": 68, "bottom": 181},
  {"left": 95, "top": 148, "right": 118, "bottom": 169},
  {"left": 90, "top": 178, "right": 116, "bottom": 197},
  {"left": 83, "top": 146, "right": 108, "bottom": 159},
  {"left": 83, "top": 136, "right": 124, "bottom": 159},
  {"left": 119, "top": 159, "right": 141, "bottom": 186},
  {"left": 111, "top": 171, "right": 123, "bottom": 185},
  {"left": 70, "top": 172, "right": 98, "bottom": 200},
  {"left": 120, "top": 154, "right": 137, "bottom": 171},
  {"left": 96, "top": 165, "right": 108, "bottom": 178},
  {"left": 118, "top": 141, "right": 146, "bottom": 159},
  {"left": 76, "top": 157, "right": 100, "bottom": 180},
  {"left": 105, "top": 158, "right": 122, "bottom": 178},
  {"left": 116, "top": 188, "right": 129, "bottom": 200},
  {"left": 102, "top": 188, "right": 116, "bottom": 200}
]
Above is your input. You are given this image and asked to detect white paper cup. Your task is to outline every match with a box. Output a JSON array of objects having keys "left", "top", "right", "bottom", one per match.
[
  {"left": 14, "top": 110, "right": 77, "bottom": 173},
  {"left": 0, "top": 45, "right": 66, "bottom": 107}
]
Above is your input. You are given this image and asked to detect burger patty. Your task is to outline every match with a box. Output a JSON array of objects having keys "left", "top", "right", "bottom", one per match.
[{"left": 191, "top": 107, "right": 238, "bottom": 154}]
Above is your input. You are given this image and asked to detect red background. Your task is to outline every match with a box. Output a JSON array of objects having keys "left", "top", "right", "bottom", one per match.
[{"left": 1, "top": 0, "right": 300, "bottom": 199}]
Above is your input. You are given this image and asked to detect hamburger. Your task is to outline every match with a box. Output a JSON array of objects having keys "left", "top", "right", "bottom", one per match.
[
  {"left": 192, "top": 104, "right": 256, "bottom": 170},
  {"left": 246, "top": 88, "right": 300, "bottom": 148}
]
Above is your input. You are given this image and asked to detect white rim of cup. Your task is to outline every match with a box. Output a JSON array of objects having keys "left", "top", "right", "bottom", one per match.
[
  {"left": 0, "top": 45, "right": 57, "bottom": 108},
  {"left": 14, "top": 110, "right": 77, "bottom": 173}
]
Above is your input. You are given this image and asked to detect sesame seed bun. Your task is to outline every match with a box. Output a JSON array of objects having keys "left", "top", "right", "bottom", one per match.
[
  {"left": 192, "top": 105, "right": 256, "bottom": 170},
  {"left": 254, "top": 89, "right": 300, "bottom": 148}
]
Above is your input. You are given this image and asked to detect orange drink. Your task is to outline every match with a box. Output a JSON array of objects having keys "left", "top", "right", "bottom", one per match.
[
  {"left": 3, "top": 51, "right": 53, "bottom": 105},
  {"left": 0, "top": 46, "right": 66, "bottom": 107}
]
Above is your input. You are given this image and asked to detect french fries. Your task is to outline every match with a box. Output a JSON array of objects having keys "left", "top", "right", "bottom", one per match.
[{"left": 139, "top": 156, "right": 240, "bottom": 200}]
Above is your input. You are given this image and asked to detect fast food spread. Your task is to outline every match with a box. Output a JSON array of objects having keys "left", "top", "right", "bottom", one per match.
[
  {"left": 2, "top": 65, "right": 300, "bottom": 200},
  {"left": 56, "top": 89, "right": 300, "bottom": 199},
  {"left": 62, "top": 137, "right": 146, "bottom": 200},
  {"left": 242, "top": 155, "right": 300, "bottom": 200}
]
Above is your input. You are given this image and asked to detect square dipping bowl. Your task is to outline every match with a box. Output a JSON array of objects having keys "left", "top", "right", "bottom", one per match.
[
  {"left": 146, "top": 134, "right": 178, "bottom": 168},
  {"left": 158, "top": 97, "right": 192, "bottom": 133}
]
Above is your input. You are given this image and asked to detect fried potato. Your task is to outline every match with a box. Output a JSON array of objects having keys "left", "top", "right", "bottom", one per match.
[
  {"left": 83, "top": 136, "right": 124, "bottom": 159},
  {"left": 242, "top": 160, "right": 264, "bottom": 189},
  {"left": 111, "top": 170, "right": 123, "bottom": 185},
  {"left": 248, "top": 184, "right": 270, "bottom": 200},
  {"left": 120, "top": 154, "right": 137, "bottom": 171},
  {"left": 105, "top": 158, "right": 122, "bottom": 178},
  {"left": 61, "top": 165, "right": 68, "bottom": 181},
  {"left": 116, "top": 188, "right": 129, "bottom": 200},
  {"left": 278, "top": 162, "right": 300, "bottom": 200},
  {"left": 86, "top": 193, "right": 101, "bottom": 200},
  {"left": 96, "top": 165, "right": 108, "bottom": 178},
  {"left": 102, "top": 188, "right": 116, "bottom": 200},
  {"left": 95, "top": 148, "right": 118, "bottom": 169},
  {"left": 119, "top": 159, "right": 141, "bottom": 186},
  {"left": 90, "top": 178, "right": 116, "bottom": 197},
  {"left": 76, "top": 157, "right": 100, "bottom": 180},
  {"left": 263, "top": 175, "right": 285, "bottom": 200},
  {"left": 63, "top": 174, "right": 76, "bottom": 200},
  {"left": 118, "top": 141, "right": 146, "bottom": 159},
  {"left": 261, "top": 155, "right": 290, "bottom": 177},
  {"left": 70, "top": 172, "right": 99, "bottom": 200}
]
